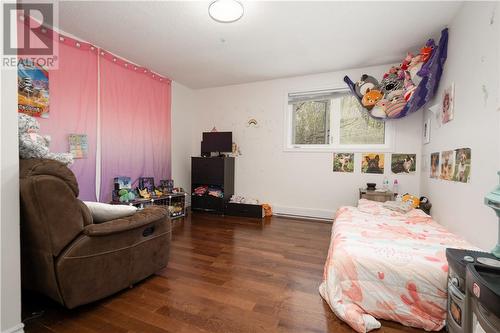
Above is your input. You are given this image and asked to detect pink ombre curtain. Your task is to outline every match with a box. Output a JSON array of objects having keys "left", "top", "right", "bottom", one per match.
[
  {"left": 36, "top": 33, "right": 99, "bottom": 201},
  {"left": 99, "top": 54, "right": 171, "bottom": 202}
]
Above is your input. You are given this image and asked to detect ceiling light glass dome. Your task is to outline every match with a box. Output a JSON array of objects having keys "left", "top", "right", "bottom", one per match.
[{"left": 209, "top": 0, "right": 244, "bottom": 23}]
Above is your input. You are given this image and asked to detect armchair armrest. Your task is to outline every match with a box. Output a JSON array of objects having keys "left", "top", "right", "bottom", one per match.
[{"left": 83, "top": 206, "right": 168, "bottom": 236}]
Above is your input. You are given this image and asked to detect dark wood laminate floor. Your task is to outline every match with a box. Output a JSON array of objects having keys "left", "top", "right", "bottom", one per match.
[{"left": 24, "top": 212, "right": 428, "bottom": 333}]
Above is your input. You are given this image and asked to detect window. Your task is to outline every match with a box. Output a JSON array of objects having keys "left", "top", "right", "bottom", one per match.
[{"left": 285, "top": 88, "right": 393, "bottom": 152}]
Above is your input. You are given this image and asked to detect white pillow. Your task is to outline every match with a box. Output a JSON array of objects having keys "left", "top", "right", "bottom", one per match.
[{"left": 83, "top": 201, "right": 137, "bottom": 223}]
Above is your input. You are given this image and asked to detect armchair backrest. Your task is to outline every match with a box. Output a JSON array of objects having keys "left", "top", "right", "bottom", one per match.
[{"left": 19, "top": 159, "right": 86, "bottom": 257}]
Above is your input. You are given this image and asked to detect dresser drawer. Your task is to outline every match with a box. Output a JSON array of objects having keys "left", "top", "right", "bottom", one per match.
[{"left": 191, "top": 157, "right": 225, "bottom": 184}]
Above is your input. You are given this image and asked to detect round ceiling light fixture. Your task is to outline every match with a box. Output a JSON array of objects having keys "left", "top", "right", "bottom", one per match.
[{"left": 209, "top": 0, "right": 244, "bottom": 23}]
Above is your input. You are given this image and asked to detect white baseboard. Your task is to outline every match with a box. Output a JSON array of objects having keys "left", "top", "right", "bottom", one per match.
[
  {"left": 273, "top": 205, "right": 335, "bottom": 221},
  {"left": 2, "top": 323, "right": 24, "bottom": 333}
]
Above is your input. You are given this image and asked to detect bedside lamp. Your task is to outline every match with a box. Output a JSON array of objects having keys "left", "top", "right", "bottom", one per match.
[{"left": 485, "top": 171, "right": 500, "bottom": 258}]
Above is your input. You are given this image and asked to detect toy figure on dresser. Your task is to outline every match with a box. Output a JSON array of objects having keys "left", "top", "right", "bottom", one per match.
[
  {"left": 18, "top": 113, "right": 74, "bottom": 165},
  {"left": 112, "top": 176, "right": 136, "bottom": 202},
  {"left": 138, "top": 188, "right": 151, "bottom": 199},
  {"left": 117, "top": 188, "right": 136, "bottom": 203},
  {"left": 138, "top": 177, "right": 155, "bottom": 193},
  {"left": 160, "top": 179, "right": 174, "bottom": 193}
]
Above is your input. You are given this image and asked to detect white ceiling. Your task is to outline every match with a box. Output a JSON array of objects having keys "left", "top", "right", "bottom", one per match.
[{"left": 58, "top": 1, "right": 463, "bottom": 89}]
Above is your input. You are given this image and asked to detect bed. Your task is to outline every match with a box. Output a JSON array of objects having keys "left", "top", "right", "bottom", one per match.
[{"left": 319, "top": 199, "right": 475, "bottom": 333}]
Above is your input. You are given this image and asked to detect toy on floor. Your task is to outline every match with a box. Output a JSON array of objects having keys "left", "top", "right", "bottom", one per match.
[
  {"left": 18, "top": 113, "right": 74, "bottom": 165},
  {"left": 262, "top": 204, "right": 273, "bottom": 217}
]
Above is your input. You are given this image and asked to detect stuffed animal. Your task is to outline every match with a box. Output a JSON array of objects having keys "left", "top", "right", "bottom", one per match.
[
  {"left": 400, "top": 53, "right": 414, "bottom": 71},
  {"left": 402, "top": 193, "right": 420, "bottom": 208},
  {"left": 18, "top": 113, "right": 73, "bottom": 166},
  {"left": 361, "top": 89, "right": 383, "bottom": 110},
  {"left": 370, "top": 99, "right": 388, "bottom": 118},
  {"left": 354, "top": 74, "right": 379, "bottom": 100},
  {"left": 138, "top": 188, "right": 151, "bottom": 199},
  {"left": 118, "top": 188, "right": 136, "bottom": 202},
  {"left": 385, "top": 96, "right": 407, "bottom": 118},
  {"left": 420, "top": 44, "right": 434, "bottom": 62},
  {"left": 154, "top": 188, "right": 163, "bottom": 197},
  {"left": 418, "top": 196, "right": 432, "bottom": 215},
  {"left": 262, "top": 204, "right": 273, "bottom": 217},
  {"left": 380, "top": 73, "right": 404, "bottom": 96},
  {"left": 403, "top": 71, "right": 417, "bottom": 101}
]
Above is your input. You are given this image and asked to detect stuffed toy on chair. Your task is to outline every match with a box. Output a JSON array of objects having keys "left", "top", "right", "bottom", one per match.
[{"left": 18, "top": 113, "right": 74, "bottom": 166}]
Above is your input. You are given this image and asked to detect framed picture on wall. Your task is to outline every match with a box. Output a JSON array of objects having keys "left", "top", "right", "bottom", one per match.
[{"left": 441, "top": 83, "right": 455, "bottom": 125}]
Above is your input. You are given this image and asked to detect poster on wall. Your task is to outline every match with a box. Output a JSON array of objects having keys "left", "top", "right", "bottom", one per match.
[
  {"left": 440, "top": 150, "right": 455, "bottom": 181},
  {"left": 361, "top": 153, "right": 384, "bottom": 174},
  {"left": 441, "top": 83, "right": 454, "bottom": 125},
  {"left": 453, "top": 148, "right": 471, "bottom": 183},
  {"left": 18, "top": 60, "right": 49, "bottom": 118},
  {"left": 430, "top": 152, "right": 440, "bottom": 179},
  {"left": 423, "top": 118, "right": 431, "bottom": 144},
  {"left": 333, "top": 153, "right": 354, "bottom": 173},
  {"left": 69, "top": 134, "right": 88, "bottom": 159},
  {"left": 391, "top": 154, "right": 416, "bottom": 174}
]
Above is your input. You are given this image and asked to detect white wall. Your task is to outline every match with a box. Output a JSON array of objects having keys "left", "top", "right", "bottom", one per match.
[
  {"left": 0, "top": 68, "right": 24, "bottom": 332},
  {"left": 171, "top": 82, "right": 197, "bottom": 204},
  {"left": 191, "top": 65, "right": 423, "bottom": 219},
  {"left": 420, "top": 2, "right": 500, "bottom": 250}
]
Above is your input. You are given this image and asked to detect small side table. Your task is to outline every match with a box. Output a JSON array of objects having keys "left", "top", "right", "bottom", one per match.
[{"left": 359, "top": 188, "right": 395, "bottom": 202}]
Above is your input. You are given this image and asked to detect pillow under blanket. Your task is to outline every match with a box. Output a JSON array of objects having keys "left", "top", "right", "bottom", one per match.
[{"left": 83, "top": 201, "right": 137, "bottom": 223}]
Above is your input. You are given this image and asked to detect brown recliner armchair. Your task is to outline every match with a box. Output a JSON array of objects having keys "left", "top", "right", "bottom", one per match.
[{"left": 19, "top": 159, "right": 171, "bottom": 309}]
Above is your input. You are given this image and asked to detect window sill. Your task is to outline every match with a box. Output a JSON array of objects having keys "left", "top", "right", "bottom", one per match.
[{"left": 283, "top": 144, "right": 395, "bottom": 153}]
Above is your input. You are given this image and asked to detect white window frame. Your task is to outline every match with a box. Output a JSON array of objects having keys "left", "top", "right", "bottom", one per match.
[{"left": 284, "top": 86, "right": 395, "bottom": 153}]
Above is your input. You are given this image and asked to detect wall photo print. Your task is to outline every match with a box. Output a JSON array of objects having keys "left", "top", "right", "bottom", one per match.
[
  {"left": 333, "top": 153, "right": 354, "bottom": 173},
  {"left": 391, "top": 154, "right": 416, "bottom": 174},
  {"left": 453, "top": 148, "right": 471, "bottom": 183},
  {"left": 440, "top": 150, "right": 455, "bottom": 180},
  {"left": 430, "top": 152, "right": 440, "bottom": 178},
  {"left": 18, "top": 60, "right": 50, "bottom": 118},
  {"left": 69, "top": 134, "right": 88, "bottom": 159},
  {"left": 361, "top": 153, "right": 384, "bottom": 174},
  {"left": 441, "top": 83, "right": 454, "bottom": 125}
]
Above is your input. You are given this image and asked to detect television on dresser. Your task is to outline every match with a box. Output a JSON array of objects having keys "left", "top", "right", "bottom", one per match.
[{"left": 201, "top": 132, "right": 232, "bottom": 154}]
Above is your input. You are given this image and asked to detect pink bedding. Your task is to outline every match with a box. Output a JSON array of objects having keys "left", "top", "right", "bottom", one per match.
[{"left": 319, "top": 199, "right": 475, "bottom": 332}]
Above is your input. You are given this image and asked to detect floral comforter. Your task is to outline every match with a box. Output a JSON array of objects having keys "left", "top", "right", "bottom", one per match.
[{"left": 319, "top": 199, "right": 475, "bottom": 333}]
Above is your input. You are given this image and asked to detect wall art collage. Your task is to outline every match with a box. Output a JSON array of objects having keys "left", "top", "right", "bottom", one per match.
[
  {"left": 430, "top": 148, "right": 471, "bottom": 183},
  {"left": 333, "top": 153, "right": 416, "bottom": 175}
]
